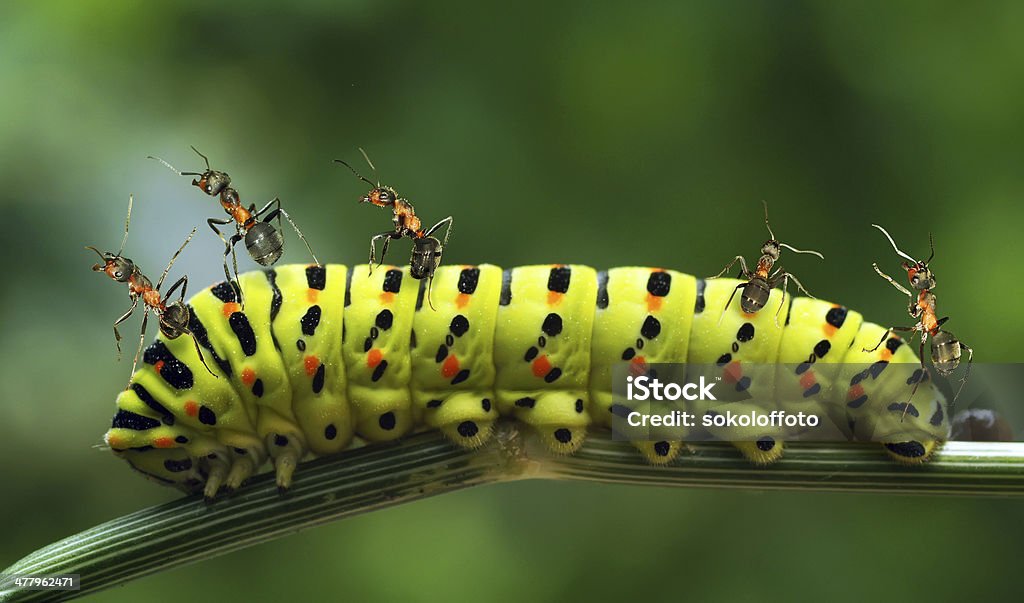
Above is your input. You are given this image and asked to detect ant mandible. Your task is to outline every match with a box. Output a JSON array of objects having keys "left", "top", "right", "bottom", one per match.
[
  {"left": 334, "top": 149, "right": 453, "bottom": 310},
  {"left": 148, "top": 146, "right": 320, "bottom": 303},
  {"left": 710, "top": 201, "right": 824, "bottom": 326},
  {"left": 86, "top": 195, "right": 216, "bottom": 383},
  {"left": 865, "top": 225, "right": 973, "bottom": 416}
]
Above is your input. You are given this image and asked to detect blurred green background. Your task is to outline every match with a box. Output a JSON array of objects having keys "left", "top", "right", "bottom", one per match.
[{"left": 2, "top": 0, "right": 1023, "bottom": 600}]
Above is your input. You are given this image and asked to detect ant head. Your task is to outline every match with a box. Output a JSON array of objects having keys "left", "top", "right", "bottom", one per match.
[
  {"left": 87, "top": 246, "right": 134, "bottom": 283},
  {"left": 191, "top": 170, "right": 232, "bottom": 197},
  {"left": 363, "top": 186, "right": 399, "bottom": 207},
  {"left": 410, "top": 236, "right": 442, "bottom": 280},
  {"left": 760, "top": 239, "right": 781, "bottom": 260},
  {"left": 873, "top": 225, "right": 936, "bottom": 291},
  {"left": 159, "top": 302, "right": 190, "bottom": 339},
  {"left": 902, "top": 261, "right": 936, "bottom": 290},
  {"left": 149, "top": 146, "right": 231, "bottom": 197}
]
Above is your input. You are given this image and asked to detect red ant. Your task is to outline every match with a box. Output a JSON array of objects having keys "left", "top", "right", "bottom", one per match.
[
  {"left": 334, "top": 149, "right": 453, "bottom": 309},
  {"left": 866, "top": 224, "right": 973, "bottom": 416},
  {"left": 87, "top": 195, "right": 216, "bottom": 382},
  {"left": 711, "top": 202, "right": 824, "bottom": 326},
  {"left": 148, "top": 146, "right": 319, "bottom": 303}
]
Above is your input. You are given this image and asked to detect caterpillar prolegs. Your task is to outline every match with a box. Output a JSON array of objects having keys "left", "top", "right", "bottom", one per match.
[{"left": 105, "top": 263, "right": 950, "bottom": 498}]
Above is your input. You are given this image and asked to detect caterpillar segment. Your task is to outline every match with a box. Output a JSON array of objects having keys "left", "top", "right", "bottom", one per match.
[
  {"left": 493, "top": 265, "right": 598, "bottom": 454},
  {"left": 589, "top": 268, "right": 697, "bottom": 464},
  {"left": 105, "top": 264, "right": 951, "bottom": 497},
  {"left": 409, "top": 265, "right": 502, "bottom": 448},
  {"left": 839, "top": 323, "right": 947, "bottom": 463},
  {"left": 774, "top": 299, "right": 864, "bottom": 444},
  {"left": 269, "top": 265, "right": 351, "bottom": 459}
]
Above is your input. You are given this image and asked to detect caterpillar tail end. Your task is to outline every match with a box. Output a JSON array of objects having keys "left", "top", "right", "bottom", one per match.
[
  {"left": 883, "top": 440, "right": 943, "bottom": 464},
  {"left": 537, "top": 425, "right": 587, "bottom": 455},
  {"left": 633, "top": 440, "right": 685, "bottom": 464},
  {"left": 732, "top": 437, "right": 785, "bottom": 465},
  {"left": 440, "top": 420, "right": 496, "bottom": 449}
]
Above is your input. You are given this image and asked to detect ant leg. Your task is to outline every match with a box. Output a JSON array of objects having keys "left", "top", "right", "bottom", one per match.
[
  {"left": 208, "top": 218, "right": 244, "bottom": 303},
  {"left": 112, "top": 297, "right": 139, "bottom": 359},
  {"left": 129, "top": 308, "right": 151, "bottom": 383},
  {"left": 368, "top": 232, "right": 395, "bottom": 274},
  {"left": 863, "top": 326, "right": 915, "bottom": 353},
  {"left": 427, "top": 275, "right": 437, "bottom": 311},
  {"left": 423, "top": 216, "right": 454, "bottom": 247},
  {"left": 770, "top": 272, "right": 789, "bottom": 328},
  {"left": 785, "top": 272, "right": 815, "bottom": 299},
  {"left": 951, "top": 343, "right": 974, "bottom": 407},
  {"left": 872, "top": 263, "right": 913, "bottom": 297},
  {"left": 900, "top": 333, "right": 929, "bottom": 422},
  {"left": 164, "top": 275, "right": 187, "bottom": 300},
  {"left": 156, "top": 228, "right": 197, "bottom": 290},
  {"left": 260, "top": 202, "right": 320, "bottom": 265},
  {"left": 717, "top": 283, "right": 746, "bottom": 326},
  {"left": 183, "top": 326, "right": 217, "bottom": 377},
  {"left": 711, "top": 256, "right": 750, "bottom": 279},
  {"left": 255, "top": 198, "right": 284, "bottom": 237}
]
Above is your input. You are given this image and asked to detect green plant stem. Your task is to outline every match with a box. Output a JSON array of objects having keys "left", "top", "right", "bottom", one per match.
[{"left": 4, "top": 425, "right": 1024, "bottom": 602}]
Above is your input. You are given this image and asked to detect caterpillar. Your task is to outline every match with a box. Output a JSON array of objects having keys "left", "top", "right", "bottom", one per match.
[{"left": 104, "top": 263, "right": 950, "bottom": 498}]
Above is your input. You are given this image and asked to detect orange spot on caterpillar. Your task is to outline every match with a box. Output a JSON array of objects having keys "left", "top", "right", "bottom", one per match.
[
  {"left": 799, "top": 371, "right": 817, "bottom": 390},
  {"left": 629, "top": 356, "right": 647, "bottom": 376},
  {"left": 304, "top": 355, "right": 320, "bottom": 376},
  {"left": 367, "top": 348, "right": 383, "bottom": 368},
  {"left": 441, "top": 355, "right": 460, "bottom": 378},
  {"left": 106, "top": 435, "right": 123, "bottom": 449},
  {"left": 823, "top": 324, "right": 838, "bottom": 337},
  {"left": 532, "top": 355, "right": 552, "bottom": 378},
  {"left": 241, "top": 368, "right": 256, "bottom": 386},
  {"left": 847, "top": 384, "right": 865, "bottom": 402},
  {"left": 184, "top": 401, "right": 198, "bottom": 417},
  {"left": 722, "top": 361, "right": 743, "bottom": 384},
  {"left": 153, "top": 360, "right": 165, "bottom": 374},
  {"left": 646, "top": 294, "right": 663, "bottom": 312},
  {"left": 380, "top": 292, "right": 395, "bottom": 304},
  {"left": 307, "top": 288, "right": 319, "bottom": 304},
  {"left": 222, "top": 302, "right": 241, "bottom": 317},
  {"left": 456, "top": 293, "right": 471, "bottom": 309},
  {"left": 547, "top": 291, "right": 563, "bottom": 306},
  {"left": 153, "top": 437, "right": 174, "bottom": 448}
]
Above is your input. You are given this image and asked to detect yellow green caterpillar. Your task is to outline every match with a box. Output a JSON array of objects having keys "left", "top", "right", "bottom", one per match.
[{"left": 105, "top": 263, "right": 949, "bottom": 498}]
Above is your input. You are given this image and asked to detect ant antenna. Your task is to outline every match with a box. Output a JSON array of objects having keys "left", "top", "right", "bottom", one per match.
[
  {"left": 334, "top": 150, "right": 379, "bottom": 189},
  {"left": 779, "top": 243, "right": 824, "bottom": 259},
  {"left": 762, "top": 201, "right": 775, "bottom": 241},
  {"left": 85, "top": 246, "right": 106, "bottom": 261},
  {"left": 925, "top": 232, "right": 935, "bottom": 265},
  {"left": 190, "top": 145, "right": 212, "bottom": 171},
  {"left": 358, "top": 147, "right": 377, "bottom": 172},
  {"left": 871, "top": 224, "right": 919, "bottom": 264},
  {"left": 147, "top": 155, "right": 202, "bottom": 178},
  {"left": 118, "top": 194, "right": 133, "bottom": 257}
]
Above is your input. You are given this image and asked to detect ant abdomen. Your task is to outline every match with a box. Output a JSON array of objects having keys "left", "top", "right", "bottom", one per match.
[
  {"left": 159, "top": 303, "right": 191, "bottom": 339},
  {"left": 740, "top": 278, "right": 771, "bottom": 313},
  {"left": 410, "top": 237, "right": 442, "bottom": 280},
  {"left": 931, "top": 331, "right": 962, "bottom": 375},
  {"left": 245, "top": 222, "right": 285, "bottom": 266}
]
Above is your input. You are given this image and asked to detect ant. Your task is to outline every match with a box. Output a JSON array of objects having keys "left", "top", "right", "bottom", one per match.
[
  {"left": 710, "top": 202, "right": 824, "bottom": 326},
  {"left": 148, "top": 146, "right": 319, "bottom": 304},
  {"left": 334, "top": 149, "right": 453, "bottom": 310},
  {"left": 865, "top": 225, "right": 973, "bottom": 417},
  {"left": 87, "top": 195, "right": 216, "bottom": 383}
]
